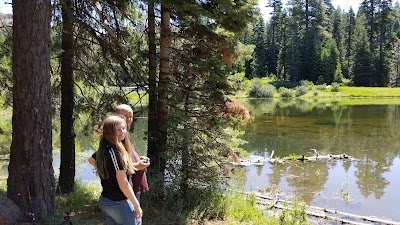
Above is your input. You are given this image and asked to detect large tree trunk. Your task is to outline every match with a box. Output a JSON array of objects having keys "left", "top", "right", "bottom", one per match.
[
  {"left": 147, "top": 0, "right": 158, "bottom": 171},
  {"left": 7, "top": 0, "right": 55, "bottom": 219},
  {"left": 58, "top": 0, "right": 76, "bottom": 194},
  {"left": 154, "top": 3, "right": 171, "bottom": 194}
]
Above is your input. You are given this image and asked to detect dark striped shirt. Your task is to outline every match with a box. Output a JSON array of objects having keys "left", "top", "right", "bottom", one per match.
[{"left": 94, "top": 139, "right": 132, "bottom": 201}]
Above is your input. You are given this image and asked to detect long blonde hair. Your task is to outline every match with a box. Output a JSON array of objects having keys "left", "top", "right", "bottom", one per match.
[{"left": 96, "top": 115, "right": 137, "bottom": 179}]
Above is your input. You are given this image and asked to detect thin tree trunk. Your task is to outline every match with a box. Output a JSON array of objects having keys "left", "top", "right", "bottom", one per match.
[
  {"left": 155, "top": 3, "right": 171, "bottom": 194},
  {"left": 180, "top": 89, "right": 190, "bottom": 198},
  {"left": 58, "top": 0, "right": 76, "bottom": 194},
  {"left": 147, "top": 0, "right": 158, "bottom": 170},
  {"left": 8, "top": 0, "right": 55, "bottom": 219}
]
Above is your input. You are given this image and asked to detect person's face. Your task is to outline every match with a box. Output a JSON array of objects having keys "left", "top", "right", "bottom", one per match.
[
  {"left": 117, "top": 109, "right": 134, "bottom": 129},
  {"left": 115, "top": 122, "right": 127, "bottom": 142}
]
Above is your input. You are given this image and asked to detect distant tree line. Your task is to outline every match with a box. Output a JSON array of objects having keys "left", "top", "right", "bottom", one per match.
[{"left": 239, "top": 0, "right": 400, "bottom": 87}]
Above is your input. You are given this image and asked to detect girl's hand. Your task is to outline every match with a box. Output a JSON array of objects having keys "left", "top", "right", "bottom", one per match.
[{"left": 134, "top": 205, "right": 143, "bottom": 218}]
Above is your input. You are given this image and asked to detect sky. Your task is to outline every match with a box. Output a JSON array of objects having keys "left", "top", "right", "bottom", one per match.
[
  {"left": 0, "top": 0, "right": 11, "bottom": 14},
  {"left": 0, "top": 0, "right": 363, "bottom": 16},
  {"left": 258, "top": 0, "right": 364, "bottom": 19}
]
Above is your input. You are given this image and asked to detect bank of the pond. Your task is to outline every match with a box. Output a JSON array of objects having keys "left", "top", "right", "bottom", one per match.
[
  {"left": 38, "top": 183, "right": 313, "bottom": 225},
  {"left": 233, "top": 86, "right": 400, "bottom": 103}
]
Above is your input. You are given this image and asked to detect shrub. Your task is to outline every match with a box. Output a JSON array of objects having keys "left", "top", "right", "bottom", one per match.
[
  {"left": 279, "top": 87, "right": 295, "bottom": 98},
  {"left": 142, "top": 187, "right": 281, "bottom": 225},
  {"left": 316, "top": 76, "right": 325, "bottom": 85},
  {"left": 294, "top": 85, "right": 308, "bottom": 97},
  {"left": 270, "top": 80, "right": 299, "bottom": 89},
  {"left": 331, "top": 82, "right": 340, "bottom": 92},
  {"left": 299, "top": 80, "right": 313, "bottom": 88},
  {"left": 316, "top": 84, "right": 327, "bottom": 90},
  {"left": 341, "top": 78, "right": 352, "bottom": 86},
  {"left": 229, "top": 72, "right": 249, "bottom": 91},
  {"left": 249, "top": 79, "right": 277, "bottom": 98},
  {"left": 279, "top": 199, "right": 310, "bottom": 225}
]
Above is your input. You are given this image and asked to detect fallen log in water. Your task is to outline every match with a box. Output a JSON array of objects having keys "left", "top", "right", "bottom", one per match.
[
  {"left": 232, "top": 149, "right": 358, "bottom": 166},
  {"left": 272, "top": 204, "right": 370, "bottom": 225},
  {"left": 253, "top": 192, "right": 400, "bottom": 225}
]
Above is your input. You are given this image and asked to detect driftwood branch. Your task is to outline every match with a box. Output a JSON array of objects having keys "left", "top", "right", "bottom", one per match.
[
  {"left": 273, "top": 204, "right": 371, "bottom": 225},
  {"left": 253, "top": 193, "right": 400, "bottom": 225},
  {"left": 232, "top": 149, "right": 358, "bottom": 166}
]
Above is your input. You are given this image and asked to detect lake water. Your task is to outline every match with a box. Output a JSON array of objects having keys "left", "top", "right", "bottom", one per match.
[
  {"left": 1, "top": 99, "right": 400, "bottom": 222},
  {"left": 238, "top": 98, "right": 400, "bottom": 222}
]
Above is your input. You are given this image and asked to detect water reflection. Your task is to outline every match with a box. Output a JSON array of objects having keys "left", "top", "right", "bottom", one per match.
[{"left": 240, "top": 99, "right": 400, "bottom": 221}]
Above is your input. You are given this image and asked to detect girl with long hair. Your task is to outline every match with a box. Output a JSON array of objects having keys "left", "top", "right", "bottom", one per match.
[{"left": 94, "top": 115, "right": 142, "bottom": 225}]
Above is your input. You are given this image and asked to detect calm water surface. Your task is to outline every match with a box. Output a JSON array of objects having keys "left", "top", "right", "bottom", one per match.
[{"left": 239, "top": 99, "right": 400, "bottom": 221}]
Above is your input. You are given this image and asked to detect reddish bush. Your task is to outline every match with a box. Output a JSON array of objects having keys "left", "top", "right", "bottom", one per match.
[{"left": 225, "top": 100, "right": 250, "bottom": 119}]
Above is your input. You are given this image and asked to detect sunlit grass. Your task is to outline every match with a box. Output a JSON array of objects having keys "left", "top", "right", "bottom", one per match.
[
  {"left": 127, "top": 90, "right": 148, "bottom": 104},
  {"left": 333, "top": 87, "right": 400, "bottom": 97},
  {"left": 237, "top": 81, "right": 400, "bottom": 105},
  {"left": 45, "top": 181, "right": 103, "bottom": 225}
]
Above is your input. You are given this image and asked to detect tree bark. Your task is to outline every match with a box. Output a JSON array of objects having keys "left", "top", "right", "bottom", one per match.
[
  {"left": 8, "top": 0, "right": 55, "bottom": 219},
  {"left": 147, "top": 0, "right": 158, "bottom": 171},
  {"left": 154, "top": 3, "right": 171, "bottom": 193},
  {"left": 58, "top": 0, "right": 76, "bottom": 194}
]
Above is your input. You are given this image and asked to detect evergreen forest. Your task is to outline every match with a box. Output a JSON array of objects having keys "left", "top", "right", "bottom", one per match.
[{"left": 244, "top": 0, "right": 400, "bottom": 87}]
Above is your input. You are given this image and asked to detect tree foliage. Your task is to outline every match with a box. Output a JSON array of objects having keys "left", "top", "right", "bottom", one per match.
[
  {"left": 145, "top": 0, "right": 259, "bottom": 195},
  {"left": 239, "top": 0, "right": 400, "bottom": 86}
]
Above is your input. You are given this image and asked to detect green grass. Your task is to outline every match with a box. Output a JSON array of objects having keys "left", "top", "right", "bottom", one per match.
[
  {"left": 215, "top": 192, "right": 273, "bottom": 225},
  {"left": 279, "top": 200, "right": 310, "bottom": 225},
  {"left": 44, "top": 182, "right": 103, "bottom": 225},
  {"left": 0, "top": 174, "right": 312, "bottom": 225},
  {"left": 241, "top": 79, "right": 400, "bottom": 99},
  {"left": 331, "top": 87, "right": 400, "bottom": 97},
  {"left": 142, "top": 187, "right": 310, "bottom": 225},
  {"left": 19, "top": 182, "right": 289, "bottom": 225}
]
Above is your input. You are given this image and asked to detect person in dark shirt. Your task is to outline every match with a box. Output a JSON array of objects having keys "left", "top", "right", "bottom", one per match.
[
  {"left": 94, "top": 115, "right": 142, "bottom": 225},
  {"left": 90, "top": 104, "right": 150, "bottom": 202}
]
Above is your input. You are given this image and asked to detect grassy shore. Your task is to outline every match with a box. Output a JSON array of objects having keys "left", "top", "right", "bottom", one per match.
[
  {"left": 43, "top": 184, "right": 309, "bottom": 225},
  {"left": 329, "top": 86, "right": 400, "bottom": 97},
  {"left": 235, "top": 83, "right": 400, "bottom": 104}
]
